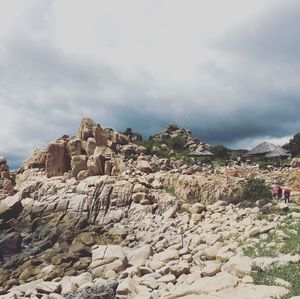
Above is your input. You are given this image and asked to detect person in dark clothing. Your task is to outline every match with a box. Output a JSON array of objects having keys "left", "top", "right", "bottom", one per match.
[
  {"left": 284, "top": 187, "right": 291, "bottom": 203},
  {"left": 278, "top": 186, "right": 283, "bottom": 200}
]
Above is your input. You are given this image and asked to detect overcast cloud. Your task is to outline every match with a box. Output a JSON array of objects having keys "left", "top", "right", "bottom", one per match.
[{"left": 0, "top": 0, "right": 300, "bottom": 168}]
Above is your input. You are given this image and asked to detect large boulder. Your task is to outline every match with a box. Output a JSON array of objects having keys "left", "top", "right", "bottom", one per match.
[
  {"left": 111, "top": 132, "right": 129, "bottom": 145},
  {"left": 0, "top": 179, "right": 14, "bottom": 200},
  {"left": 127, "top": 245, "right": 153, "bottom": 266},
  {"left": 68, "top": 139, "right": 82, "bottom": 157},
  {"left": 45, "top": 139, "right": 70, "bottom": 178},
  {"left": 0, "top": 195, "right": 23, "bottom": 222},
  {"left": 0, "top": 231, "right": 22, "bottom": 255},
  {"left": 153, "top": 249, "right": 179, "bottom": 264},
  {"left": 136, "top": 160, "right": 153, "bottom": 173},
  {"left": 163, "top": 272, "right": 238, "bottom": 298},
  {"left": 77, "top": 117, "right": 108, "bottom": 150},
  {"left": 90, "top": 245, "right": 127, "bottom": 278},
  {"left": 291, "top": 158, "right": 300, "bottom": 168},
  {"left": 94, "top": 124, "right": 108, "bottom": 147},
  {"left": 85, "top": 138, "right": 97, "bottom": 157},
  {"left": 21, "top": 148, "right": 47, "bottom": 170},
  {"left": 226, "top": 255, "right": 252, "bottom": 278},
  {"left": 111, "top": 158, "right": 126, "bottom": 176},
  {"left": 71, "top": 155, "right": 88, "bottom": 178},
  {"left": 87, "top": 154, "right": 106, "bottom": 175},
  {"left": 77, "top": 116, "right": 96, "bottom": 141}
]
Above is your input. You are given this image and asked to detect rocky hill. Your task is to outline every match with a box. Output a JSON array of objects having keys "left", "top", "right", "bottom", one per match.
[{"left": 0, "top": 117, "right": 300, "bottom": 299}]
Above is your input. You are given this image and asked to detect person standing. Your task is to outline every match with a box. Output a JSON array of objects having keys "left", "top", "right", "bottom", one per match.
[
  {"left": 273, "top": 185, "right": 279, "bottom": 199},
  {"left": 278, "top": 186, "right": 283, "bottom": 200},
  {"left": 284, "top": 187, "right": 291, "bottom": 203}
]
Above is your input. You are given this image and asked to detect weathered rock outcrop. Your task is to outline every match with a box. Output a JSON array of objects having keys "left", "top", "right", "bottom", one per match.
[
  {"left": 151, "top": 123, "right": 209, "bottom": 151},
  {"left": 46, "top": 138, "right": 71, "bottom": 178},
  {"left": 21, "top": 148, "right": 47, "bottom": 170},
  {"left": 19, "top": 117, "right": 130, "bottom": 180},
  {"left": 0, "top": 157, "right": 14, "bottom": 199}
]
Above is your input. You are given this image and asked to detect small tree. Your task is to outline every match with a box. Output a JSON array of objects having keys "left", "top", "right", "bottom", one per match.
[
  {"left": 283, "top": 133, "right": 300, "bottom": 157},
  {"left": 211, "top": 145, "right": 230, "bottom": 159},
  {"left": 122, "top": 128, "right": 133, "bottom": 136}
]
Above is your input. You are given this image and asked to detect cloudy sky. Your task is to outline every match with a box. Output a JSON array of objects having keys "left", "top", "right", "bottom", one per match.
[{"left": 1, "top": 0, "right": 300, "bottom": 168}]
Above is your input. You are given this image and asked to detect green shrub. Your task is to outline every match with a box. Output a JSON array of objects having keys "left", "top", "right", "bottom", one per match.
[
  {"left": 216, "top": 159, "right": 228, "bottom": 167},
  {"left": 230, "top": 178, "right": 272, "bottom": 205},
  {"left": 283, "top": 132, "right": 300, "bottom": 157},
  {"left": 252, "top": 264, "right": 300, "bottom": 299},
  {"left": 243, "top": 219, "right": 300, "bottom": 298},
  {"left": 241, "top": 178, "right": 272, "bottom": 202},
  {"left": 164, "top": 187, "right": 177, "bottom": 197},
  {"left": 183, "top": 156, "right": 195, "bottom": 166},
  {"left": 167, "top": 136, "right": 186, "bottom": 150},
  {"left": 258, "top": 160, "right": 268, "bottom": 170},
  {"left": 211, "top": 145, "right": 230, "bottom": 159}
]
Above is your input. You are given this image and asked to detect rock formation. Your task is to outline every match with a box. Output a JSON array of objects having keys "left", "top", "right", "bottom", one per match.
[
  {"left": 0, "top": 157, "right": 14, "bottom": 200},
  {"left": 152, "top": 123, "right": 209, "bottom": 151},
  {"left": 0, "top": 117, "right": 300, "bottom": 298}
]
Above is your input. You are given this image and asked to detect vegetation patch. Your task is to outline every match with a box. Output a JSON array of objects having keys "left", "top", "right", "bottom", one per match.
[
  {"left": 241, "top": 178, "right": 272, "bottom": 201},
  {"left": 243, "top": 218, "right": 300, "bottom": 258},
  {"left": 283, "top": 132, "right": 300, "bottom": 157},
  {"left": 164, "top": 186, "right": 177, "bottom": 197},
  {"left": 229, "top": 178, "right": 272, "bottom": 205},
  {"left": 242, "top": 218, "right": 300, "bottom": 298},
  {"left": 211, "top": 144, "right": 231, "bottom": 160},
  {"left": 252, "top": 264, "right": 300, "bottom": 299}
]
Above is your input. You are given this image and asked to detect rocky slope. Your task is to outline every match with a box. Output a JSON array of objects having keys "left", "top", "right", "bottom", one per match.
[{"left": 0, "top": 117, "right": 300, "bottom": 299}]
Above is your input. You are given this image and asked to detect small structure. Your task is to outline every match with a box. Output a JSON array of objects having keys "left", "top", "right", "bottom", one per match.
[
  {"left": 188, "top": 149, "right": 215, "bottom": 164},
  {"left": 245, "top": 141, "right": 289, "bottom": 165},
  {"left": 265, "top": 147, "right": 289, "bottom": 159},
  {"left": 245, "top": 142, "right": 281, "bottom": 157}
]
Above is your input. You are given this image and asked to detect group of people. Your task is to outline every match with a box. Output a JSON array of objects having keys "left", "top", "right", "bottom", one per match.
[{"left": 273, "top": 185, "right": 291, "bottom": 203}]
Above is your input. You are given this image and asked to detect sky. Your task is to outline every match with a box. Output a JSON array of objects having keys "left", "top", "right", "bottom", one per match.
[{"left": 0, "top": 0, "right": 300, "bottom": 168}]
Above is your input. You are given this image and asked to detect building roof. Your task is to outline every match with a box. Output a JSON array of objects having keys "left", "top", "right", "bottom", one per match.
[
  {"left": 245, "top": 142, "right": 281, "bottom": 156},
  {"left": 188, "top": 149, "right": 215, "bottom": 157},
  {"left": 245, "top": 141, "right": 289, "bottom": 158},
  {"left": 265, "top": 147, "right": 289, "bottom": 158}
]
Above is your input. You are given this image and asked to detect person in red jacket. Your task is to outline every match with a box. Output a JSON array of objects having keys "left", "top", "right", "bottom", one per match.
[{"left": 283, "top": 187, "right": 291, "bottom": 203}]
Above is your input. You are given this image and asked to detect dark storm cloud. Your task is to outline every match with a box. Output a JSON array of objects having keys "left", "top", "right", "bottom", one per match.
[
  {"left": 196, "top": 0, "right": 300, "bottom": 145},
  {"left": 1, "top": 0, "right": 300, "bottom": 168}
]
